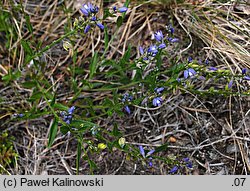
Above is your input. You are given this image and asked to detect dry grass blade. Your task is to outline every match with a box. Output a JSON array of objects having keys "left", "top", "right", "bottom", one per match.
[{"left": 174, "top": 0, "right": 250, "bottom": 70}]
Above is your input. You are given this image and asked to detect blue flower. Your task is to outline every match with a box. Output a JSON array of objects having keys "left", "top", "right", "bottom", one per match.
[
  {"left": 139, "top": 146, "right": 145, "bottom": 158},
  {"left": 228, "top": 80, "right": 233, "bottom": 89},
  {"left": 113, "top": 6, "right": 117, "bottom": 11},
  {"left": 148, "top": 158, "right": 153, "bottom": 167},
  {"left": 198, "top": 76, "right": 206, "bottom": 81},
  {"left": 154, "top": 87, "right": 164, "bottom": 94},
  {"left": 243, "top": 76, "right": 250, "bottom": 80},
  {"left": 183, "top": 157, "right": 192, "bottom": 169},
  {"left": 124, "top": 105, "right": 131, "bottom": 115},
  {"left": 169, "top": 166, "right": 178, "bottom": 173},
  {"left": 122, "top": 93, "right": 133, "bottom": 102},
  {"left": 61, "top": 106, "right": 75, "bottom": 124},
  {"left": 80, "top": 4, "right": 90, "bottom": 16},
  {"left": 91, "top": 16, "right": 97, "bottom": 21},
  {"left": 84, "top": 25, "right": 91, "bottom": 33},
  {"left": 89, "top": 3, "right": 99, "bottom": 13},
  {"left": 205, "top": 59, "right": 209, "bottom": 65},
  {"left": 186, "top": 162, "right": 193, "bottom": 169},
  {"left": 148, "top": 45, "right": 158, "bottom": 55},
  {"left": 139, "top": 46, "right": 144, "bottom": 55},
  {"left": 242, "top": 68, "right": 247, "bottom": 75},
  {"left": 13, "top": 113, "right": 24, "bottom": 118},
  {"left": 152, "top": 97, "right": 162, "bottom": 107},
  {"left": 127, "top": 96, "right": 133, "bottom": 102},
  {"left": 168, "top": 37, "right": 179, "bottom": 43},
  {"left": 158, "top": 43, "right": 166, "bottom": 49},
  {"left": 80, "top": 3, "right": 99, "bottom": 17},
  {"left": 154, "top": 30, "right": 164, "bottom": 42},
  {"left": 183, "top": 158, "right": 189, "bottom": 162},
  {"left": 146, "top": 149, "right": 155, "bottom": 157},
  {"left": 96, "top": 23, "right": 104, "bottom": 30},
  {"left": 167, "top": 24, "right": 174, "bottom": 34},
  {"left": 184, "top": 68, "right": 196, "bottom": 79},
  {"left": 65, "top": 119, "right": 71, "bottom": 124},
  {"left": 19, "top": 113, "right": 24, "bottom": 118},
  {"left": 68, "top": 106, "right": 75, "bottom": 115},
  {"left": 118, "top": 7, "right": 128, "bottom": 13},
  {"left": 187, "top": 56, "right": 193, "bottom": 63},
  {"left": 208, "top": 67, "right": 218, "bottom": 71}
]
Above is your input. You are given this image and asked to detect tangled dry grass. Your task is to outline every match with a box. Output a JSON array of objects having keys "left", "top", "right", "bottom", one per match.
[{"left": 0, "top": 0, "right": 249, "bottom": 175}]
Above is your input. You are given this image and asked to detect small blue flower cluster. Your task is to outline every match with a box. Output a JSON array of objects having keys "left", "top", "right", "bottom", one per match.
[
  {"left": 12, "top": 113, "right": 24, "bottom": 118},
  {"left": 121, "top": 87, "right": 165, "bottom": 114},
  {"left": 80, "top": 3, "right": 104, "bottom": 33},
  {"left": 169, "top": 157, "right": 193, "bottom": 174},
  {"left": 152, "top": 87, "right": 164, "bottom": 107},
  {"left": 60, "top": 106, "right": 75, "bottom": 124},
  {"left": 184, "top": 68, "right": 196, "bottom": 79},
  {"left": 139, "top": 25, "right": 178, "bottom": 61},
  {"left": 181, "top": 57, "right": 250, "bottom": 91},
  {"left": 139, "top": 145, "right": 155, "bottom": 167},
  {"left": 121, "top": 93, "right": 133, "bottom": 114},
  {"left": 112, "top": 6, "right": 128, "bottom": 13},
  {"left": 80, "top": 3, "right": 128, "bottom": 34},
  {"left": 242, "top": 68, "right": 250, "bottom": 80}
]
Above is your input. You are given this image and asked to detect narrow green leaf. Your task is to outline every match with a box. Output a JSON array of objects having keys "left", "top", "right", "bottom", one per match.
[
  {"left": 53, "top": 103, "right": 68, "bottom": 111},
  {"left": 28, "top": 91, "right": 43, "bottom": 102},
  {"left": 25, "top": 15, "right": 33, "bottom": 33},
  {"left": 60, "top": 126, "right": 70, "bottom": 135},
  {"left": 76, "top": 141, "right": 82, "bottom": 175},
  {"left": 112, "top": 123, "right": 122, "bottom": 137},
  {"left": 89, "top": 160, "right": 98, "bottom": 170},
  {"left": 50, "top": 93, "right": 56, "bottom": 107},
  {"left": 89, "top": 52, "right": 99, "bottom": 79},
  {"left": 155, "top": 51, "right": 163, "bottom": 68},
  {"left": 47, "top": 119, "right": 58, "bottom": 148},
  {"left": 20, "top": 39, "right": 33, "bottom": 55},
  {"left": 104, "top": 27, "right": 109, "bottom": 50},
  {"left": 21, "top": 81, "right": 37, "bottom": 89},
  {"left": 70, "top": 120, "right": 96, "bottom": 131},
  {"left": 154, "top": 143, "right": 168, "bottom": 153},
  {"left": 123, "top": 45, "right": 131, "bottom": 61}
]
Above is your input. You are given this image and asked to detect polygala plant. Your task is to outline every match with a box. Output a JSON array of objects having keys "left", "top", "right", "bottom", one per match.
[{"left": 1, "top": 0, "right": 249, "bottom": 175}]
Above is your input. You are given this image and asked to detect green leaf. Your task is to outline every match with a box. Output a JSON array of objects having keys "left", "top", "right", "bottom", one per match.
[
  {"left": 89, "top": 52, "right": 99, "bottom": 79},
  {"left": 116, "top": 16, "right": 123, "bottom": 28},
  {"left": 28, "top": 91, "right": 43, "bottom": 102},
  {"left": 47, "top": 119, "right": 58, "bottom": 148},
  {"left": 119, "top": 45, "right": 131, "bottom": 68},
  {"left": 60, "top": 126, "right": 70, "bottom": 135},
  {"left": 124, "top": 0, "right": 130, "bottom": 7},
  {"left": 21, "top": 81, "right": 37, "bottom": 89},
  {"left": 112, "top": 123, "right": 122, "bottom": 137},
  {"left": 76, "top": 141, "right": 82, "bottom": 175},
  {"left": 25, "top": 15, "right": 33, "bottom": 33},
  {"left": 104, "top": 27, "right": 109, "bottom": 50},
  {"left": 53, "top": 103, "right": 68, "bottom": 111},
  {"left": 155, "top": 51, "right": 163, "bottom": 68},
  {"left": 70, "top": 120, "right": 97, "bottom": 132},
  {"left": 44, "top": 91, "right": 53, "bottom": 100},
  {"left": 123, "top": 45, "right": 131, "bottom": 61},
  {"left": 50, "top": 93, "right": 56, "bottom": 107},
  {"left": 20, "top": 39, "right": 33, "bottom": 55},
  {"left": 89, "top": 159, "right": 98, "bottom": 170},
  {"left": 154, "top": 143, "right": 168, "bottom": 153},
  {"left": 2, "top": 70, "right": 21, "bottom": 84}
]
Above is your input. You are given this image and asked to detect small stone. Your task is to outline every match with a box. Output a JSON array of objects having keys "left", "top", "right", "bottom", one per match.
[{"left": 226, "top": 144, "right": 239, "bottom": 154}]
